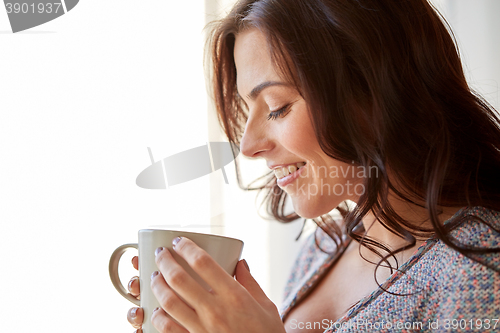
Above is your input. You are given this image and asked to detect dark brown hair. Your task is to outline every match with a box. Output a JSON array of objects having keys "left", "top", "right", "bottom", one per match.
[{"left": 206, "top": 0, "right": 500, "bottom": 280}]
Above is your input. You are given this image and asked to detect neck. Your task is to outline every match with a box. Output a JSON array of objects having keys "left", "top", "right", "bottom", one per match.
[{"left": 351, "top": 193, "right": 462, "bottom": 264}]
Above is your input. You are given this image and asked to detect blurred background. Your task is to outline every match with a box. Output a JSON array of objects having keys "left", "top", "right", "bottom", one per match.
[{"left": 0, "top": 0, "right": 498, "bottom": 331}]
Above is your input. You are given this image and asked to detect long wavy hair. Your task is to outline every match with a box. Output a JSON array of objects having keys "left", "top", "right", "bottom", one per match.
[{"left": 206, "top": 0, "right": 500, "bottom": 282}]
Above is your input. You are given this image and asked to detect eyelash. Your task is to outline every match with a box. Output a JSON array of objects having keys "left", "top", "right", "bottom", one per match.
[{"left": 267, "top": 104, "right": 292, "bottom": 121}]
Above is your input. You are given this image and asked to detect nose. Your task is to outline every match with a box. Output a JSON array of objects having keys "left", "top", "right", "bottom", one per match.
[{"left": 239, "top": 114, "right": 273, "bottom": 158}]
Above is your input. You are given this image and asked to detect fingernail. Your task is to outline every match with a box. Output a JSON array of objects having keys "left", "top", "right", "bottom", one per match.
[
  {"left": 155, "top": 247, "right": 164, "bottom": 257},
  {"left": 151, "top": 271, "right": 159, "bottom": 280},
  {"left": 128, "top": 276, "right": 139, "bottom": 292},
  {"left": 153, "top": 307, "right": 160, "bottom": 313},
  {"left": 130, "top": 307, "right": 138, "bottom": 319},
  {"left": 242, "top": 259, "right": 250, "bottom": 272},
  {"left": 172, "top": 236, "right": 182, "bottom": 249}
]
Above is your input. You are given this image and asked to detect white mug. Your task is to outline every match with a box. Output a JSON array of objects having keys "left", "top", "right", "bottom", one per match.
[{"left": 109, "top": 229, "right": 244, "bottom": 333}]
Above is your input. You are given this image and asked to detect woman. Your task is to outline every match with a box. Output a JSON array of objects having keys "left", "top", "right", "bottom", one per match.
[{"left": 127, "top": 0, "right": 500, "bottom": 332}]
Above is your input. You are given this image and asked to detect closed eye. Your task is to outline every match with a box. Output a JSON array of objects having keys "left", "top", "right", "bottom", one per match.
[{"left": 267, "top": 104, "right": 292, "bottom": 121}]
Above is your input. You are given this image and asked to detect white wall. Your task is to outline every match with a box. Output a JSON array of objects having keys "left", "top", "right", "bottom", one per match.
[
  {"left": 431, "top": 0, "right": 500, "bottom": 110},
  {"left": 0, "top": 1, "right": 211, "bottom": 332}
]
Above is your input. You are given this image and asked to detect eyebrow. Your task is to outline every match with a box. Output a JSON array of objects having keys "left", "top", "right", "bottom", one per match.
[{"left": 246, "top": 81, "right": 292, "bottom": 101}]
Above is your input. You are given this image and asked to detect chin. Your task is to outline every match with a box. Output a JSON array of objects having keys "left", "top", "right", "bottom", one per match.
[
  {"left": 288, "top": 187, "right": 349, "bottom": 219},
  {"left": 290, "top": 196, "right": 333, "bottom": 219}
]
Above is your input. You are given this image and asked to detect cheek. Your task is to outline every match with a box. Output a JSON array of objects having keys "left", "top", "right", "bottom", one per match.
[{"left": 280, "top": 107, "right": 320, "bottom": 157}]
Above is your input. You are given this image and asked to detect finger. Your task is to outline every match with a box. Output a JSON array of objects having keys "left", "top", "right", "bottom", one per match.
[
  {"left": 128, "top": 276, "right": 141, "bottom": 298},
  {"left": 132, "top": 256, "right": 139, "bottom": 270},
  {"left": 155, "top": 247, "right": 209, "bottom": 307},
  {"left": 133, "top": 330, "right": 143, "bottom": 333},
  {"left": 171, "top": 237, "right": 236, "bottom": 292},
  {"left": 151, "top": 271, "right": 204, "bottom": 332},
  {"left": 235, "top": 260, "right": 274, "bottom": 308},
  {"left": 151, "top": 307, "right": 190, "bottom": 333},
  {"left": 127, "top": 307, "right": 144, "bottom": 329}
]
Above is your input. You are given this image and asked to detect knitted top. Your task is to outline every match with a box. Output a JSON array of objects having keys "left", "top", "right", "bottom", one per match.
[{"left": 280, "top": 207, "right": 500, "bottom": 332}]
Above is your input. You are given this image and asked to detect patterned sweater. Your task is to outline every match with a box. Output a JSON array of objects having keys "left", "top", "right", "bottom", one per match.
[{"left": 280, "top": 207, "right": 500, "bottom": 332}]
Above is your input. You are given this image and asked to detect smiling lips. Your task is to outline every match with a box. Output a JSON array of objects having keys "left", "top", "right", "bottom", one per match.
[
  {"left": 273, "top": 162, "right": 307, "bottom": 187},
  {"left": 273, "top": 162, "right": 306, "bottom": 179}
]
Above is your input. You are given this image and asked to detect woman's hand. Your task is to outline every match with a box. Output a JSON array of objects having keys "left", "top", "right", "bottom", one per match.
[
  {"left": 150, "top": 237, "right": 286, "bottom": 333},
  {"left": 127, "top": 255, "right": 144, "bottom": 333}
]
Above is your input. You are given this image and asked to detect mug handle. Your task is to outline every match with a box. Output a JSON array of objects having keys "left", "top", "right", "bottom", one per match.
[{"left": 109, "top": 243, "right": 141, "bottom": 306}]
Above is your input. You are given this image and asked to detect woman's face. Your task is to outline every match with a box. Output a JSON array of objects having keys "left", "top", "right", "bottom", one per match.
[{"left": 234, "top": 29, "right": 365, "bottom": 218}]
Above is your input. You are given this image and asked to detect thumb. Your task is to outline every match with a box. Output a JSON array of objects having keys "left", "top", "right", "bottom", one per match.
[{"left": 235, "top": 259, "right": 271, "bottom": 306}]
